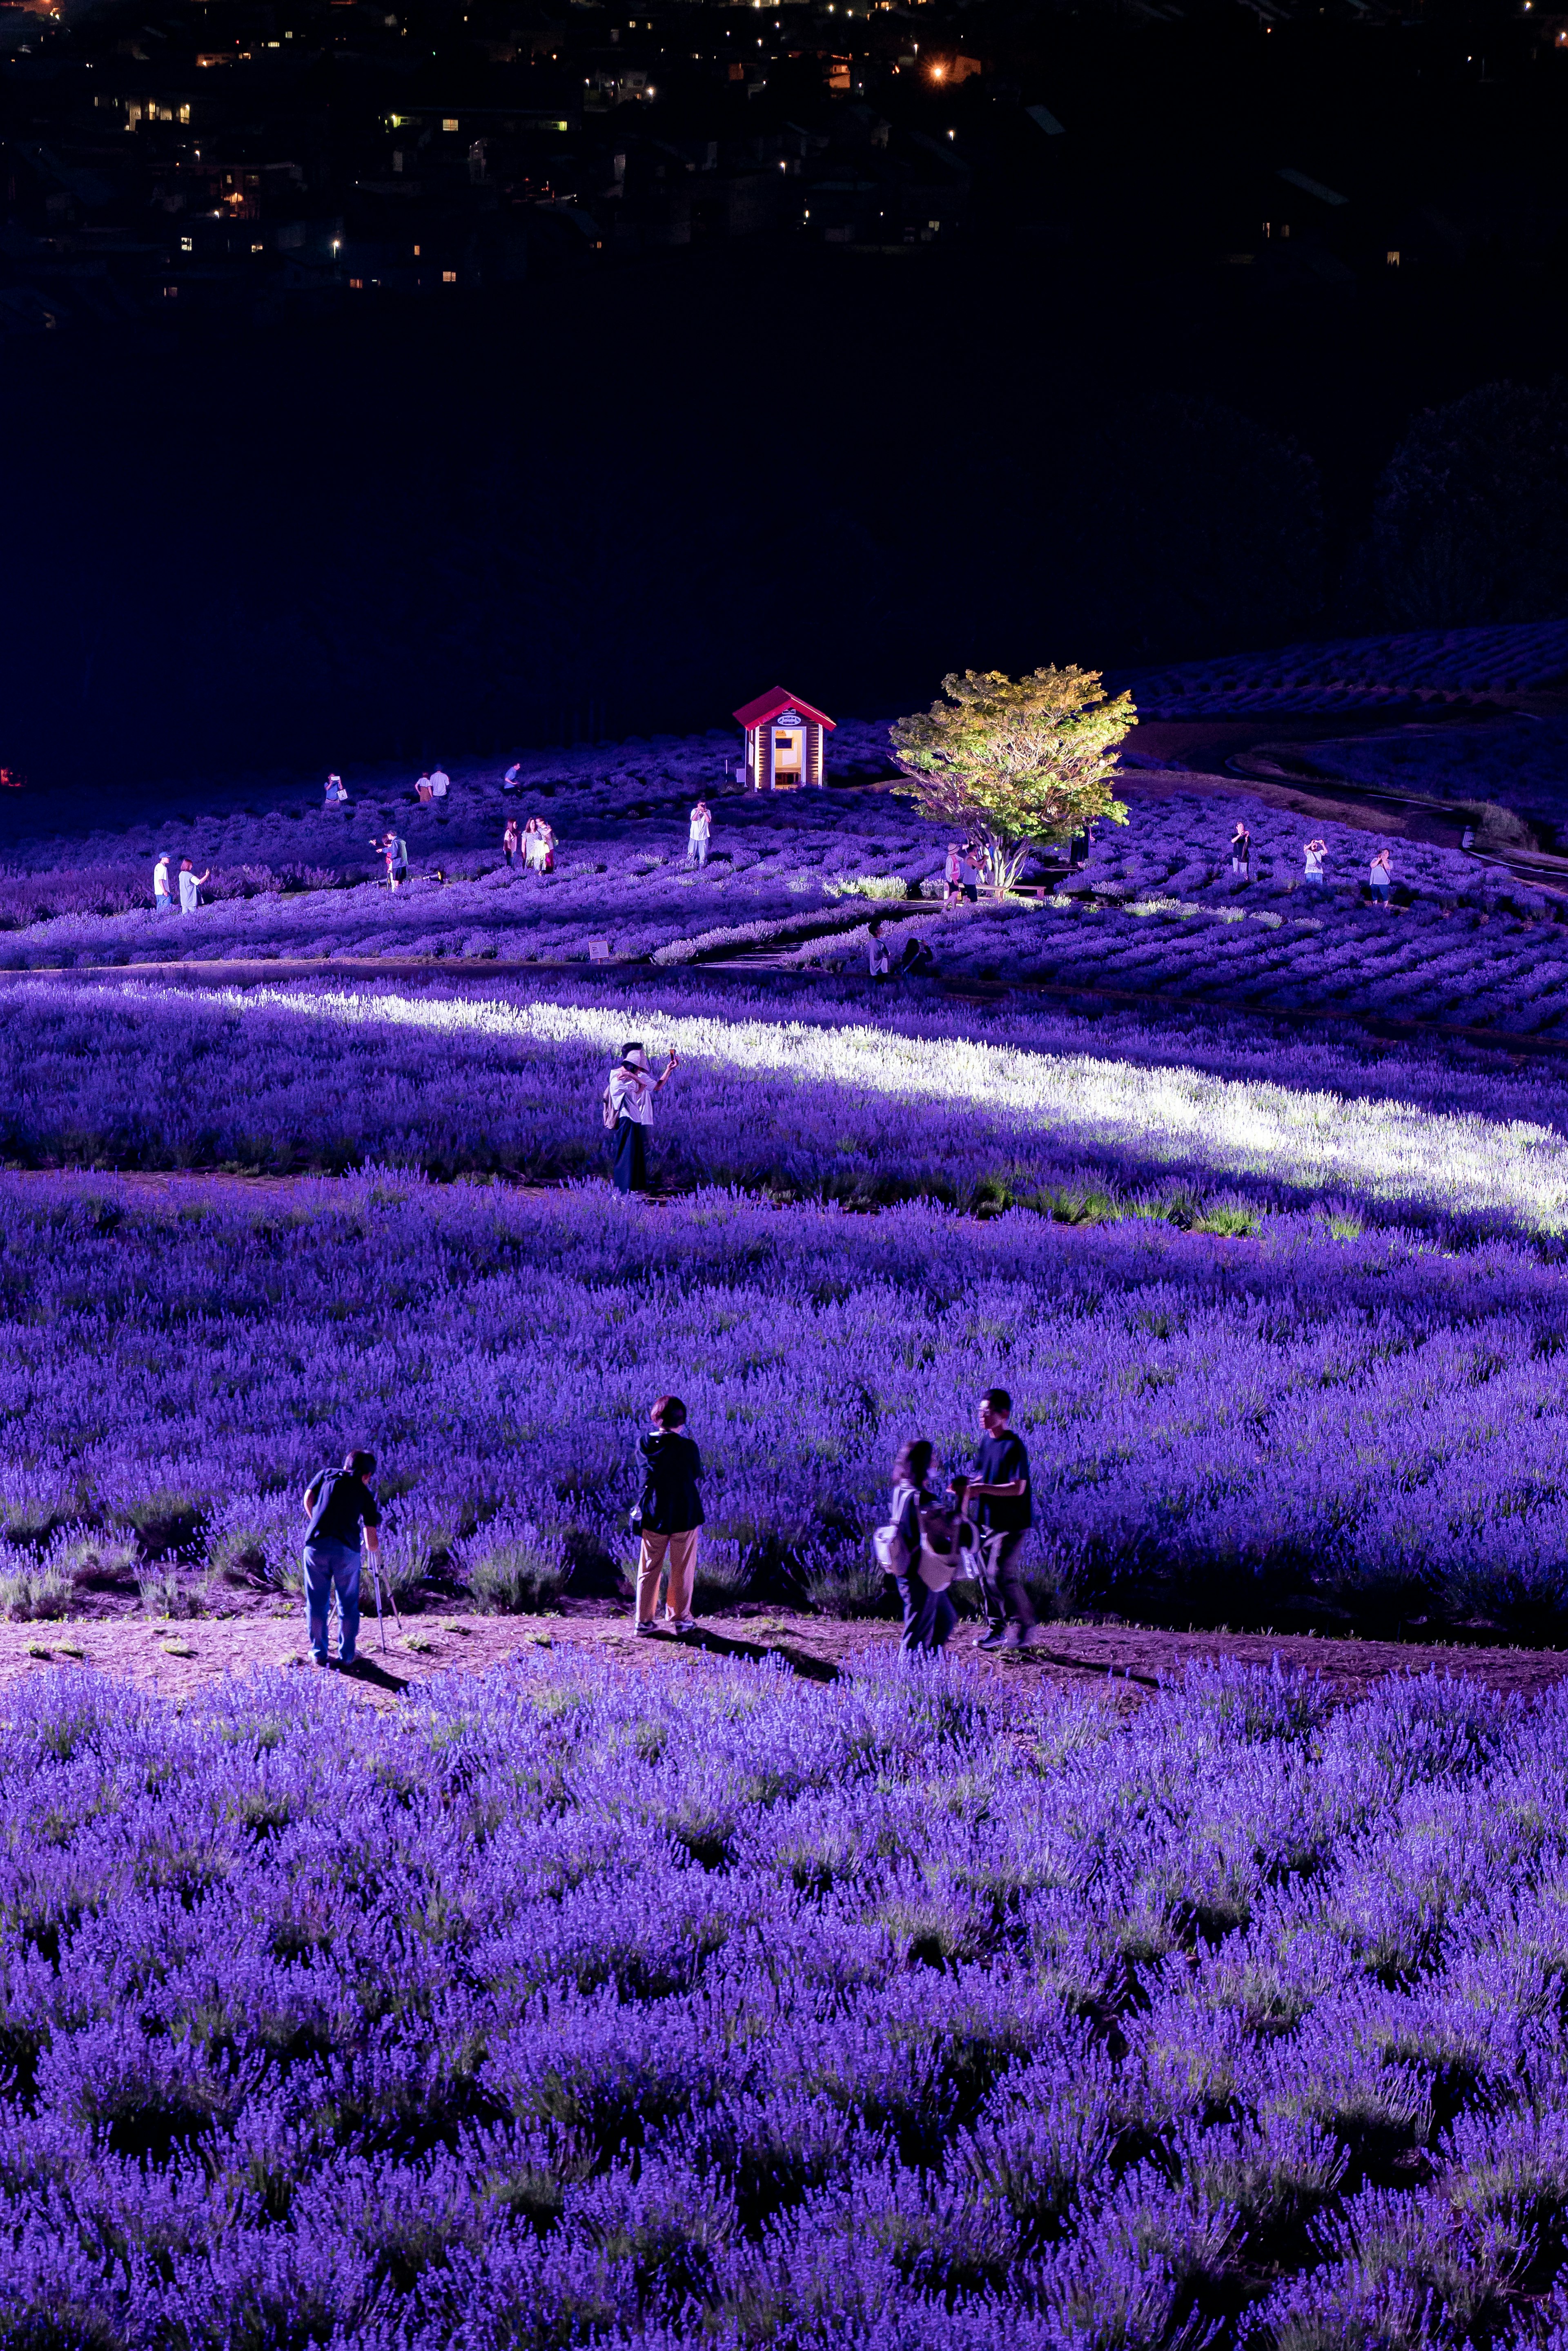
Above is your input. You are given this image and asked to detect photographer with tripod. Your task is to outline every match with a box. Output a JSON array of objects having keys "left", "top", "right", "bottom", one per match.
[{"left": 301, "top": 1450, "right": 382, "bottom": 1669}]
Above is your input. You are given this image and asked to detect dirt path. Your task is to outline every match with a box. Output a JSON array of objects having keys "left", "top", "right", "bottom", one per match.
[{"left": 6, "top": 1607, "right": 1566, "bottom": 1717}]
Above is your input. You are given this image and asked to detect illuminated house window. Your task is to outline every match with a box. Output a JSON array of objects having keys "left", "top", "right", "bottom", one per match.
[
  {"left": 412, "top": 243, "right": 421, "bottom": 256},
  {"left": 1386, "top": 249, "right": 1401, "bottom": 267},
  {"left": 442, "top": 268, "right": 457, "bottom": 282},
  {"left": 163, "top": 285, "right": 178, "bottom": 298},
  {"left": 180, "top": 235, "right": 192, "bottom": 250},
  {"left": 178, "top": 104, "right": 190, "bottom": 123},
  {"left": 443, "top": 116, "right": 459, "bottom": 131}
]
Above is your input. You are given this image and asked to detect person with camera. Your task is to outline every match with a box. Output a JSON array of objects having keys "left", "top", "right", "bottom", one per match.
[
  {"left": 601, "top": 1040, "right": 677, "bottom": 1196},
  {"left": 300, "top": 1450, "right": 381, "bottom": 1668}
]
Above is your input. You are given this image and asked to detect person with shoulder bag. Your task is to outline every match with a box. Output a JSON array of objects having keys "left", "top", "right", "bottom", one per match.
[
  {"left": 601, "top": 1040, "right": 677, "bottom": 1196},
  {"left": 873, "top": 1436, "right": 960, "bottom": 1653},
  {"left": 633, "top": 1394, "right": 704, "bottom": 1633}
]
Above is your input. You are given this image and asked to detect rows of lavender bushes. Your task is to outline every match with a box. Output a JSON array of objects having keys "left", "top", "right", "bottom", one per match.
[
  {"left": 1124, "top": 616, "right": 1568, "bottom": 716},
  {"left": 5, "top": 975, "right": 1568, "bottom": 1235},
  {"left": 5, "top": 1169, "right": 1568, "bottom": 1638},
  {"left": 5, "top": 1653, "right": 1568, "bottom": 2348},
  {"left": 9, "top": 765, "right": 1568, "bottom": 1041}
]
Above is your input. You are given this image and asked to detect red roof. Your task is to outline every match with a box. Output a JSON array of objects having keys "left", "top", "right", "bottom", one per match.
[{"left": 732, "top": 687, "right": 835, "bottom": 731}]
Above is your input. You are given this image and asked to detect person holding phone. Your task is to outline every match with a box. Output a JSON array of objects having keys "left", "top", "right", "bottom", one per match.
[{"left": 602, "top": 1041, "right": 677, "bottom": 1196}]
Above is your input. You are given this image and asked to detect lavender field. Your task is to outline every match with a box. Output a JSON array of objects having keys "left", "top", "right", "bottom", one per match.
[
  {"left": 9, "top": 758, "right": 1568, "bottom": 1039},
  {"left": 8, "top": 973, "right": 1568, "bottom": 1237},
  {"left": 8, "top": 678, "right": 1568, "bottom": 2351},
  {"left": 6, "top": 1165, "right": 1568, "bottom": 1637},
  {"left": 7, "top": 1651, "right": 1568, "bottom": 2349}
]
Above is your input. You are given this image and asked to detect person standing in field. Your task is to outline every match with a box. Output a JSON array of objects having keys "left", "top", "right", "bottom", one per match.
[
  {"left": 300, "top": 1448, "right": 381, "bottom": 1668},
  {"left": 539, "top": 819, "right": 556, "bottom": 873},
  {"left": 153, "top": 852, "right": 173, "bottom": 913},
  {"left": 1369, "top": 845, "right": 1393, "bottom": 904},
  {"left": 688, "top": 799, "right": 712, "bottom": 867},
  {"left": 1229, "top": 821, "right": 1251, "bottom": 877},
  {"left": 178, "top": 859, "right": 210, "bottom": 914},
  {"left": 964, "top": 1387, "right": 1042, "bottom": 1651},
  {"left": 944, "top": 843, "right": 963, "bottom": 903},
  {"left": 603, "top": 1041, "right": 677, "bottom": 1195},
  {"left": 523, "top": 816, "right": 544, "bottom": 872},
  {"left": 868, "top": 919, "right": 891, "bottom": 977},
  {"left": 415, "top": 773, "right": 433, "bottom": 805},
  {"left": 429, "top": 766, "right": 450, "bottom": 803},
  {"left": 502, "top": 816, "right": 520, "bottom": 870},
  {"left": 886, "top": 1438, "right": 956, "bottom": 1655},
  {"left": 382, "top": 831, "right": 408, "bottom": 890},
  {"left": 1302, "top": 839, "right": 1327, "bottom": 887},
  {"left": 633, "top": 1393, "right": 704, "bottom": 1633}
]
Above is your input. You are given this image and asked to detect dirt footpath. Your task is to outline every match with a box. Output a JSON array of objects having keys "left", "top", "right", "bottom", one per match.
[{"left": 5, "top": 1606, "right": 1568, "bottom": 1716}]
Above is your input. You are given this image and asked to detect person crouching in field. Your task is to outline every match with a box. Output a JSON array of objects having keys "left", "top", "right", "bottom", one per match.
[
  {"left": 634, "top": 1394, "right": 704, "bottom": 1633},
  {"left": 301, "top": 1449, "right": 381, "bottom": 1668}
]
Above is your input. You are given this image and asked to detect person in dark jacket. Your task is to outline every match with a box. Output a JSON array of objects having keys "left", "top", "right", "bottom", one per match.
[
  {"left": 300, "top": 1449, "right": 381, "bottom": 1667},
  {"left": 634, "top": 1394, "right": 704, "bottom": 1633},
  {"left": 888, "top": 1437, "right": 956, "bottom": 1654},
  {"left": 964, "top": 1387, "right": 1044, "bottom": 1651}
]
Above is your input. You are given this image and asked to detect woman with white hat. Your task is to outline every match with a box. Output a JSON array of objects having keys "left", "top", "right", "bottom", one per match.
[{"left": 602, "top": 1041, "right": 677, "bottom": 1195}]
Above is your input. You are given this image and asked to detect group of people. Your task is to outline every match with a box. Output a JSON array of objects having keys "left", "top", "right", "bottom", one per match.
[
  {"left": 414, "top": 768, "right": 451, "bottom": 805},
  {"left": 294, "top": 1387, "right": 1042, "bottom": 1668},
  {"left": 501, "top": 815, "right": 557, "bottom": 873},
  {"left": 867, "top": 920, "right": 936, "bottom": 979},
  {"left": 1228, "top": 822, "right": 1396, "bottom": 902},
  {"left": 944, "top": 842, "right": 981, "bottom": 903},
  {"left": 151, "top": 853, "right": 209, "bottom": 914}
]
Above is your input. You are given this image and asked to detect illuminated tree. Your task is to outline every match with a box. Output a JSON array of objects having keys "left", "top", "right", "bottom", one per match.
[{"left": 890, "top": 666, "right": 1134, "bottom": 890}]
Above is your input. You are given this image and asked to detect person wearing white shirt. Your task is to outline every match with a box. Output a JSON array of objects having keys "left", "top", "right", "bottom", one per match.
[
  {"left": 602, "top": 1042, "right": 677, "bottom": 1195},
  {"left": 1369, "top": 846, "right": 1392, "bottom": 905},
  {"left": 429, "top": 767, "right": 450, "bottom": 801},
  {"left": 178, "top": 859, "right": 210, "bottom": 914},
  {"left": 152, "top": 854, "right": 172, "bottom": 912},
  {"left": 687, "top": 800, "right": 712, "bottom": 867},
  {"left": 1303, "top": 839, "right": 1327, "bottom": 886}
]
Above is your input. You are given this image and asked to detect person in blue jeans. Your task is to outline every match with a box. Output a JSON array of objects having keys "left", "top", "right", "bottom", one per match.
[{"left": 300, "top": 1449, "right": 381, "bottom": 1668}]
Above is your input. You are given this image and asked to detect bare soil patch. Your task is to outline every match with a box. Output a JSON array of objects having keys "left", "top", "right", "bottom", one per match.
[{"left": 5, "top": 1603, "right": 1566, "bottom": 1718}]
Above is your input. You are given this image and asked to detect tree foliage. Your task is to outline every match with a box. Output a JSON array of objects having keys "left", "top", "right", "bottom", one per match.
[{"left": 890, "top": 667, "right": 1134, "bottom": 888}]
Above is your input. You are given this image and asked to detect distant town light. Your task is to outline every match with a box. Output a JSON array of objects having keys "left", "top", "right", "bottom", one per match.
[{"left": 1386, "top": 250, "right": 1401, "bottom": 266}]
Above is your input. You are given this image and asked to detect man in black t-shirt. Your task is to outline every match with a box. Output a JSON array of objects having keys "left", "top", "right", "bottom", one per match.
[
  {"left": 963, "top": 1387, "right": 1042, "bottom": 1652},
  {"left": 301, "top": 1449, "right": 381, "bottom": 1667}
]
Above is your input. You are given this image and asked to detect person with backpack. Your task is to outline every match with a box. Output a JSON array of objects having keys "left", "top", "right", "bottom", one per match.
[
  {"left": 964, "top": 1387, "right": 1043, "bottom": 1651},
  {"left": 602, "top": 1041, "right": 677, "bottom": 1195},
  {"left": 633, "top": 1393, "right": 704, "bottom": 1633},
  {"left": 880, "top": 1438, "right": 957, "bottom": 1654},
  {"left": 299, "top": 1448, "right": 381, "bottom": 1668}
]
